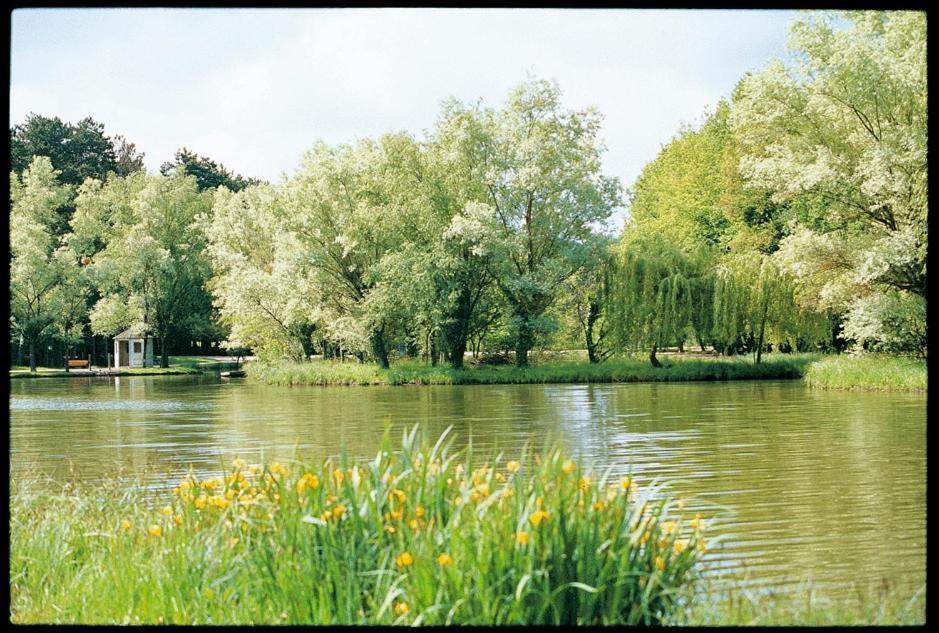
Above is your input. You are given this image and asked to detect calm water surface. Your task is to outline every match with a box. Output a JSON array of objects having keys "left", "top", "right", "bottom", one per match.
[{"left": 9, "top": 375, "right": 926, "bottom": 600}]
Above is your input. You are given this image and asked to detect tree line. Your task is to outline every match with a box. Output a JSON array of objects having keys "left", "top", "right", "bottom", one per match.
[{"left": 9, "top": 11, "right": 926, "bottom": 372}]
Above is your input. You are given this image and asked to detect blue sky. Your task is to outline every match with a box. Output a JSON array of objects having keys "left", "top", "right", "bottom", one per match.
[{"left": 11, "top": 8, "right": 797, "bottom": 226}]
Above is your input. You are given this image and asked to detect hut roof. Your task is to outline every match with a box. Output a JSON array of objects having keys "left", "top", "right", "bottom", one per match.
[{"left": 114, "top": 324, "right": 150, "bottom": 340}]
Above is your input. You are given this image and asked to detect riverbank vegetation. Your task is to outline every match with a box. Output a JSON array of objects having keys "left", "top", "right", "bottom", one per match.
[
  {"left": 803, "top": 355, "right": 927, "bottom": 392},
  {"left": 10, "top": 428, "right": 706, "bottom": 625},
  {"left": 9, "top": 11, "right": 926, "bottom": 375},
  {"left": 247, "top": 354, "right": 815, "bottom": 387}
]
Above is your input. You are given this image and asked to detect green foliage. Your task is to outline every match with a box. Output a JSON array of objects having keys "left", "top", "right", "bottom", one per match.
[
  {"left": 160, "top": 147, "right": 260, "bottom": 192},
  {"left": 607, "top": 233, "right": 703, "bottom": 363},
  {"left": 10, "top": 428, "right": 704, "bottom": 625},
  {"left": 71, "top": 171, "right": 214, "bottom": 366},
  {"left": 10, "top": 114, "right": 121, "bottom": 186}
]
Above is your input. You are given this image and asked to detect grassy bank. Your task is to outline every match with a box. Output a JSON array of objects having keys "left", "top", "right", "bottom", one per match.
[
  {"left": 247, "top": 354, "right": 818, "bottom": 387},
  {"left": 803, "top": 354, "right": 927, "bottom": 392},
  {"left": 9, "top": 366, "right": 201, "bottom": 379},
  {"left": 10, "top": 428, "right": 704, "bottom": 625}
]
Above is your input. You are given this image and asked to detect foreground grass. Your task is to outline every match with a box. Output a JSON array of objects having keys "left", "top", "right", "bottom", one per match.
[
  {"left": 247, "top": 354, "right": 818, "bottom": 387},
  {"left": 10, "top": 427, "right": 705, "bottom": 625},
  {"left": 803, "top": 354, "right": 927, "bottom": 392}
]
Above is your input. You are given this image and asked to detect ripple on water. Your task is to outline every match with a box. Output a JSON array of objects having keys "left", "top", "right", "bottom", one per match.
[{"left": 9, "top": 397, "right": 215, "bottom": 411}]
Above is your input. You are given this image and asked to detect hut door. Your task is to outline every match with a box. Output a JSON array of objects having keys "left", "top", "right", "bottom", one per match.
[
  {"left": 119, "top": 340, "right": 129, "bottom": 367},
  {"left": 131, "top": 341, "right": 143, "bottom": 367}
]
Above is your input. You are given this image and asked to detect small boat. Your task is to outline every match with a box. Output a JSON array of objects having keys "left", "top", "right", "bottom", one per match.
[{"left": 220, "top": 370, "right": 246, "bottom": 378}]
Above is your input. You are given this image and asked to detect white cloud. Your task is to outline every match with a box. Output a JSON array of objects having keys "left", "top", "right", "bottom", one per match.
[{"left": 11, "top": 7, "right": 795, "bottom": 224}]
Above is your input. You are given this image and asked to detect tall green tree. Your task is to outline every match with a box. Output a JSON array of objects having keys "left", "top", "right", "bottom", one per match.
[
  {"left": 731, "top": 10, "right": 927, "bottom": 354},
  {"left": 468, "top": 79, "right": 622, "bottom": 366},
  {"left": 9, "top": 157, "right": 84, "bottom": 371},
  {"left": 282, "top": 136, "right": 417, "bottom": 368},
  {"left": 204, "top": 184, "right": 320, "bottom": 362}
]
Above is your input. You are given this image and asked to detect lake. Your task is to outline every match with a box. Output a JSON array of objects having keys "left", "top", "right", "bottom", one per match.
[{"left": 9, "top": 374, "right": 926, "bottom": 601}]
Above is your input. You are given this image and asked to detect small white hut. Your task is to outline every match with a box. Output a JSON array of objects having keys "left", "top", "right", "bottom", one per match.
[{"left": 113, "top": 325, "right": 156, "bottom": 369}]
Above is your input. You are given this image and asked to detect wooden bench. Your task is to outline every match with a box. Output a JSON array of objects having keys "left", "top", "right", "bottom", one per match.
[{"left": 67, "top": 359, "right": 90, "bottom": 368}]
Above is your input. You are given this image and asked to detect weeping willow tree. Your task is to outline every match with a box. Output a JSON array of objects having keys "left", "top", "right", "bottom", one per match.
[
  {"left": 712, "top": 253, "right": 829, "bottom": 362},
  {"left": 607, "top": 235, "right": 701, "bottom": 367}
]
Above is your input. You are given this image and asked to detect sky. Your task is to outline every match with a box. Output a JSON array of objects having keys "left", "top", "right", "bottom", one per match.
[{"left": 10, "top": 8, "right": 797, "bottom": 227}]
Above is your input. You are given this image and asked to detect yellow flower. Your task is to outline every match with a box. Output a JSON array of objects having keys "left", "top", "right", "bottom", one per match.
[
  {"left": 231, "top": 458, "right": 246, "bottom": 470},
  {"left": 562, "top": 460, "right": 576, "bottom": 475},
  {"left": 506, "top": 460, "right": 521, "bottom": 473},
  {"left": 408, "top": 518, "right": 419, "bottom": 530},
  {"left": 662, "top": 521, "right": 677, "bottom": 535},
  {"left": 320, "top": 511, "right": 331, "bottom": 522},
  {"left": 395, "top": 551, "right": 414, "bottom": 568},
  {"left": 332, "top": 504, "right": 346, "bottom": 519},
  {"left": 394, "top": 601, "right": 410, "bottom": 616},
  {"left": 494, "top": 472, "right": 505, "bottom": 482},
  {"left": 415, "top": 505, "right": 425, "bottom": 518},
  {"left": 332, "top": 469, "right": 345, "bottom": 485},
  {"left": 194, "top": 495, "right": 207, "bottom": 510},
  {"left": 530, "top": 510, "right": 551, "bottom": 526},
  {"left": 148, "top": 525, "right": 163, "bottom": 537},
  {"left": 655, "top": 555, "right": 665, "bottom": 571},
  {"left": 120, "top": 519, "right": 132, "bottom": 531},
  {"left": 674, "top": 539, "right": 688, "bottom": 554},
  {"left": 383, "top": 525, "right": 396, "bottom": 534},
  {"left": 437, "top": 553, "right": 453, "bottom": 567},
  {"left": 592, "top": 500, "right": 606, "bottom": 512},
  {"left": 579, "top": 477, "right": 591, "bottom": 491},
  {"left": 452, "top": 495, "right": 462, "bottom": 506},
  {"left": 173, "top": 514, "right": 183, "bottom": 526},
  {"left": 690, "top": 514, "right": 703, "bottom": 530},
  {"left": 515, "top": 531, "right": 529, "bottom": 545},
  {"left": 697, "top": 538, "right": 708, "bottom": 553},
  {"left": 620, "top": 476, "right": 632, "bottom": 490},
  {"left": 536, "top": 496, "right": 543, "bottom": 508},
  {"left": 390, "top": 489, "right": 406, "bottom": 504},
  {"left": 160, "top": 505, "right": 173, "bottom": 516}
]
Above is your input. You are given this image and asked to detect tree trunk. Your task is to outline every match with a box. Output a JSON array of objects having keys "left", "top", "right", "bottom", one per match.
[
  {"left": 370, "top": 327, "right": 389, "bottom": 369},
  {"left": 448, "top": 336, "right": 467, "bottom": 370},
  {"left": 755, "top": 298, "right": 769, "bottom": 365},
  {"left": 515, "top": 316, "right": 534, "bottom": 368},
  {"left": 29, "top": 337, "right": 36, "bottom": 372},
  {"left": 16, "top": 333, "right": 24, "bottom": 367},
  {"left": 161, "top": 335, "right": 169, "bottom": 368},
  {"left": 649, "top": 342, "right": 662, "bottom": 368},
  {"left": 585, "top": 299, "right": 600, "bottom": 364}
]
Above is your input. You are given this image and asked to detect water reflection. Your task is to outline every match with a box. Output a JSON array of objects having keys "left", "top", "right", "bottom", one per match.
[{"left": 9, "top": 375, "right": 925, "bottom": 600}]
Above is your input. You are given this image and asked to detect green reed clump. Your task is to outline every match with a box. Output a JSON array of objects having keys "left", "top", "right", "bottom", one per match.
[
  {"left": 247, "top": 354, "right": 817, "bottom": 387},
  {"left": 803, "top": 354, "right": 927, "bottom": 392},
  {"left": 10, "top": 427, "right": 706, "bottom": 625}
]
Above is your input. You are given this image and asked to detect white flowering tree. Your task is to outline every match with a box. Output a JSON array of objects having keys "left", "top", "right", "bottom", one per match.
[{"left": 731, "top": 10, "right": 927, "bottom": 355}]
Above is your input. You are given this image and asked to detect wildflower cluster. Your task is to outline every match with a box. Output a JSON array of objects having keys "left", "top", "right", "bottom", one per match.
[{"left": 109, "top": 427, "right": 706, "bottom": 625}]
